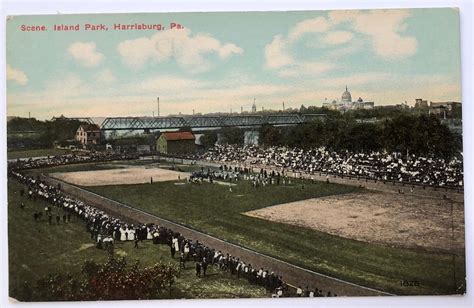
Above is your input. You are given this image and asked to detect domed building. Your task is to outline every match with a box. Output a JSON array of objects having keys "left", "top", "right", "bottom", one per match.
[
  {"left": 322, "top": 86, "right": 375, "bottom": 111},
  {"left": 341, "top": 86, "right": 352, "bottom": 103}
]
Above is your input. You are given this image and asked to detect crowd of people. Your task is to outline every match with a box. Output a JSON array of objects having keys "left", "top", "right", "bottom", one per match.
[
  {"left": 198, "top": 145, "right": 463, "bottom": 188},
  {"left": 8, "top": 152, "right": 139, "bottom": 172},
  {"left": 9, "top": 153, "right": 336, "bottom": 298}
]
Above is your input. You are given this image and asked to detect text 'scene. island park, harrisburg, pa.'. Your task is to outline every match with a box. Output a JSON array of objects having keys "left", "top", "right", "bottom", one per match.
[{"left": 6, "top": 8, "right": 465, "bottom": 301}]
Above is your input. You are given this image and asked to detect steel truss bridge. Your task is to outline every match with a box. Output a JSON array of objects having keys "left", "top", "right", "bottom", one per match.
[{"left": 100, "top": 113, "right": 326, "bottom": 131}]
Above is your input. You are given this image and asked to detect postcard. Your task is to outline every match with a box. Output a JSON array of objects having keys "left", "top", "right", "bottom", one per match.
[{"left": 6, "top": 8, "right": 464, "bottom": 301}]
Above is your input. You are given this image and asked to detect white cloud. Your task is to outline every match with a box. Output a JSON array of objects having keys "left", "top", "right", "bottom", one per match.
[
  {"left": 7, "top": 64, "right": 28, "bottom": 85},
  {"left": 218, "top": 43, "right": 243, "bottom": 59},
  {"left": 264, "top": 9, "right": 417, "bottom": 75},
  {"left": 288, "top": 17, "right": 330, "bottom": 42},
  {"left": 323, "top": 31, "right": 354, "bottom": 45},
  {"left": 264, "top": 35, "right": 293, "bottom": 69},
  {"left": 117, "top": 37, "right": 155, "bottom": 68},
  {"left": 117, "top": 29, "right": 243, "bottom": 73},
  {"left": 330, "top": 10, "right": 417, "bottom": 58},
  {"left": 68, "top": 42, "right": 104, "bottom": 67}
]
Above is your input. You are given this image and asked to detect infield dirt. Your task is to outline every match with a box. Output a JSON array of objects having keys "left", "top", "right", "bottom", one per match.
[
  {"left": 50, "top": 166, "right": 189, "bottom": 186},
  {"left": 245, "top": 192, "right": 464, "bottom": 253}
]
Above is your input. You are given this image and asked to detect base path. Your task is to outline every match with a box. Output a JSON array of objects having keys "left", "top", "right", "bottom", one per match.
[{"left": 41, "top": 174, "right": 392, "bottom": 297}]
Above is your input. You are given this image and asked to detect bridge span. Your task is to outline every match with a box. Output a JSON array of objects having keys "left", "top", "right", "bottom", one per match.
[{"left": 100, "top": 113, "right": 326, "bottom": 131}]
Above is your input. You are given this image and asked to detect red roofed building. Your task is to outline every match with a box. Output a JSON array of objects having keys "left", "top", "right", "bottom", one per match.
[
  {"left": 75, "top": 124, "right": 101, "bottom": 146},
  {"left": 156, "top": 131, "right": 196, "bottom": 154}
]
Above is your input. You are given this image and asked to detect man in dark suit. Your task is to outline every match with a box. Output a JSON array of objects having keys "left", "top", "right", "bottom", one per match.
[
  {"left": 195, "top": 261, "right": 202, "bottom": 277},
  {"left": 202, "top": 257, "right": 208, "bottom": 276}
]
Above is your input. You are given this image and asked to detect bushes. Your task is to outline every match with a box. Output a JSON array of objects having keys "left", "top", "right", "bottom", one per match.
[{"left": 25, "top": 257, "right": 179, "bottom": 301}]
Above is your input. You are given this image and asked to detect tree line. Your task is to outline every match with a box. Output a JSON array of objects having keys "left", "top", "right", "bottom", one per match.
[
  {"left": 7, "top": 117, "right": 86, "bottom": 150},
  {"left": 201, "top": 113, "right": 462, "bottom": 159}
]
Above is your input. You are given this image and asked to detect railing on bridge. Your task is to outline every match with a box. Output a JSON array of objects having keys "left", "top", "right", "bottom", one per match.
[
  {"left": 99, "top": 113, "right": 327, "bottom": 131},
  {"left": 221, "top": 115, "right": 265, "bottom": 127}
]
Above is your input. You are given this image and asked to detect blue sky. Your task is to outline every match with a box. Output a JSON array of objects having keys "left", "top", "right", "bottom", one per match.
[{"left": 6, "top": 8, "right": 461, "bottom": 119}]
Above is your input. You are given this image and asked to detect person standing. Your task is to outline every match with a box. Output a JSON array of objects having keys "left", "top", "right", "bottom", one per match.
[
  {"left": 170, "top": 244, "right": 176, "bottom": 258},
  {"left": 296, "top": 286, "right": 303, "bottom": 297},
  {"left": 179, "top": 252, "right": 186, "bottom": 269},
  {"left": 202, "top": 257, "right": 208, "bottom": 277},
  {"left": 195, "top": 261, "right": 202, "bottom": 277}
]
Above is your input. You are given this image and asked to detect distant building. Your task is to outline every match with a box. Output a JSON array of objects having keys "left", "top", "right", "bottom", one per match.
[
  {"left": 396, "top": 101, "right": 410, "bottom": 110},
  {"left": 429, "top": 101, "right": 461, "bottom": 116},
  {"left": 353, "top": 97, "right": 375, "bottom": 110},
  {"left": 156, "top": 131, "right": 196, "bottom": 154},
  {"left": 322, "top": 86, "right": 374, "bottom": 111},
  {"left": 251, "top": 100, "right": 257, "bottom": 113},
  {"left": 75, "top": 124, "right": 101, "bottom": 145},
  {"left": 415, "top": 98, "right": 428, "bottom": 108}
]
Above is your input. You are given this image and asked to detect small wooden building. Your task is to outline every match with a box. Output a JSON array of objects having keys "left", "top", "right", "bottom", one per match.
[
  {"left": 75, "top": 124, "right": 101, "bottom": 145},
  {"left": 156, "top": 131, "right": 196, "bottom": 154}
]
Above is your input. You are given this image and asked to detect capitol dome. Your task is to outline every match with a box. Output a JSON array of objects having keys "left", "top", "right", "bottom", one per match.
[{"left": 341, "top": 86, "right": 352, "bottom": 103}]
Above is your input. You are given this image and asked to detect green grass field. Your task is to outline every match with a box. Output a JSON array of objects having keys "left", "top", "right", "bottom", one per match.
[
  {"left": 7, "top": 148, "right": 72, "bottom": 160},
  {"left": 7, "top": 179, "right": 267, "bottom": 301},
  {"left": 79, "top": 166, "right": 466, "bottom": 296}
]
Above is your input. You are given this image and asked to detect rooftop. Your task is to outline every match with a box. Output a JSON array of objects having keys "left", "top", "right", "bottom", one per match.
[{"left": 161, "top": 131, "right": 195, "bottom": 141}]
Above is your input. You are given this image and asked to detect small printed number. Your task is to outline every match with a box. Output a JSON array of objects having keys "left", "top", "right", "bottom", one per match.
[{"left": 400, "top": 280, "right": 420, "bottom": 287}]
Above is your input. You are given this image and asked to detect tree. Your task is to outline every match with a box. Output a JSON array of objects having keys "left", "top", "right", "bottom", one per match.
[
  {"left": 178, "top": 126, "right": 193, "bottom": 132},
  {"left": 200, "top": 131, "right": 218, "bottom": 149},
  {"left": 285, "top": 122, "right": 326, "bottom": 150},
  {"left": 451, "top": 103, "right": 462, "bottom": 119},
  {"left": 259, "top": 124, "right": 282, "bottom": 146},
  {"left": 219, "top": 127, "right": 244, "bottom": 145},
  {"left": 339, "top": 122, "right": 383, "bottom": 152},
  {"left": 382, "top": 114, "right": 460, "bottom": 158}
]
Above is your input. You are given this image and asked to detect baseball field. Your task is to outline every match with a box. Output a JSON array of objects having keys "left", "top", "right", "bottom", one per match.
[{"left": 39, "top": 160, "right": 466, "bottom": 296}]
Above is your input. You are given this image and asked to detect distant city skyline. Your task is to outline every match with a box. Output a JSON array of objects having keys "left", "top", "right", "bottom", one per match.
[{"left": 7, "top": 9, "right": 461, "bottom": 120}]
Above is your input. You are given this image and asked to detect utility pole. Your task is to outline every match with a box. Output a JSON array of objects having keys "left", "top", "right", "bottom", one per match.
[{"left": 157, "top": 97, "right": 160, "bottom": 117}]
